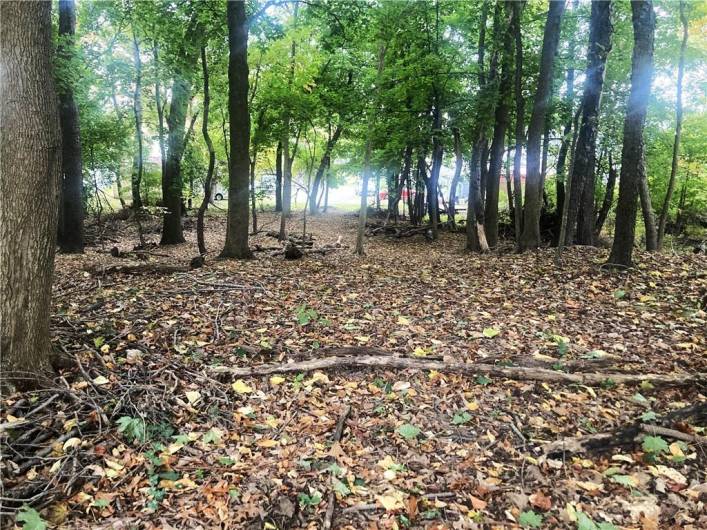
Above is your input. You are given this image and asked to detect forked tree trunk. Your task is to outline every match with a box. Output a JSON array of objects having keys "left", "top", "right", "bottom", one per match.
[
  {"left": 563, "top": 0, "right": 613, "bottom": 246},
  {"left": 57, "top": 0, "right": 84, "bottom": 254},
  {"left": 608, "top": 0, "right": 656, "bottom": 267},
  {"left": 1, "top": 1, "right": 62, "bottom": 386},
  {"left": 197, "top": 46, "right": 216, "bottom": 257},
  {"left": 221, "top": 0, "right": 253, "bottom": 258},
  {"left": 520, "top": 0, "right": 566, "bottom": 250},
  {"left": 657, "top": 0, "right": 688, "bottom": 250}
]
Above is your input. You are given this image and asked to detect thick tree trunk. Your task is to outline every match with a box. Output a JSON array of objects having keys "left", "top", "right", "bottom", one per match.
[
  {"left": 387, "top": 144, "right": 412, "bottom": 224},
  {"left": 153, "top": 42, "right": 166, "bottom": 180},
  {"left": 309, "top": 125, "right": 342, "bottom": 215},
  {"left": 197, "top": 46, "right": 216, "bottom": 257},
  {"left": 512, "top": 0, "right": 525, "bottom": 244},
  {"left": 221, "top": 0, "right": 253, "bottom": 258},
  {"left": 563, "top": 0, "right": 612, "bottom": 247},
  {"left": 595, "top": 151, "right": 616, "bottom": 237},
  {"left": 57, "top": 0, "right": 84, "bottom": 254},
  {"left": 429, "top": 99, "right": 443, "bottom": 239},
  {"left": 657, "top": 0, "right": 687, "bottom": 250},
  {"left": 519, "top": 0, "right": 566, "bottom": 250},
  {"left": 131, "top": 29, "right": 144, "bottom": 210},
  {"left": 1, "top": 1, "right": 62, "bottom": 386},
  {"left": 608, "top": 0, "right": 656, "bottom": 268},
  {"left": 160, "top": 72, "right": 190, "bottom": 244},
  {"left": 467, "top": 141, "right": 490, "bottom": 252},
  {"left": 483, "top": 2, "right": 514, "bottom": 248},
  {"left": 275, "top": 141, "right": 283, "bottom": 212}
]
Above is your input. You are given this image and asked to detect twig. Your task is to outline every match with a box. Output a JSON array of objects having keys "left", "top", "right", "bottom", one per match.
[{"left": 323, "top": 404, "right": 352, "bottom": 530}]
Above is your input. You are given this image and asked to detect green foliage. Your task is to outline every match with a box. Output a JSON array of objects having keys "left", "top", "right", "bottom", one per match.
[
  {"left": 116, "top": 416, "right": 147, "bottom": 443},
  {"left": 452, "top": 411, "right": 472, "bottom": 425},
  {"left": 396, "top": 423, "right": 421, "bottom": 440},
  {"left": 295, "top": 304, "right": 319, "bottom": 326},
  {"left": 16, "top": 506, "right": 47, "bottom": 530},
  {"left": 576, "top": 511, "right": 618, "bottom": 530},
  {"left": 518, "top": 510, "right": 543, "bottom": 528},
  {"left": 642, "top": 435, "right": 669, "bottom": 455}
]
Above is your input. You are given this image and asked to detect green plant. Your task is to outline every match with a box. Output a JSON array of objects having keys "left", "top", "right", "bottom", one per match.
[
  {"left": 519, "top": 510, "right": 543, "bottom": 528},
  {"left": 116, "top": 416, "right": 147, "bottom": 443},
  {"left": 16, "top": 506, "right": 47, "bottom": 530},
  {"left": 295, "top": 304, "right": 319, "bottom": 326}
]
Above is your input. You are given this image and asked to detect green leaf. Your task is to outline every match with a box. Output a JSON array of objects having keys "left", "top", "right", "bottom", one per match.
[
  {"left": 557, "top": 340, "right": 569, "bottom": 356},
  {"left": 298, "top": 491, "right": 322, "bottom": 507},
  {"left": 642, "top": 435, "right": 669, "bottom": 454},
  {"left": 632, "top": 393, "right": 649, "bottom": 405},
  {"left": 640, "top": 410, "right": 657, "bottom": 422},
  {"left": 327, "top": 462, "right": 344, "bottom": 477},
  {"left": 91, "top": 499, "right": 110, "bottom": 508},
  {"left": 476, "top": 375, "right": 492, "bottom": 386},
  {"left": 576, "top": 511, "right": 618, "bottom": 530},
  {"left": 482, "top": 327, "right": 500, "bottom": 338},
  {"left": 396, "top": 423, "right": 421, "bottom": 440},
  {"left": 202, "top": 428, "right": 221, "bottom": 445},
  {"left": 613, "top": 289, "right": 626, "bottom": 299},
  {"left": 452, "top": 412, "right": 472, "bottom": 425},
  {"left": 93, "top": 336, "right": 105, "bottom": 348},
  {"left": 16, "top": 506, "right": 47, "bottom": 530},
  {"left": 518, "top": 510, "right": 543, "bottom": 528},
  {"left": 332, "top": 478, "right": 351, "bottom": 497},
  {"left": 611, "top": 474, "right": 636, "bottom": 488}
]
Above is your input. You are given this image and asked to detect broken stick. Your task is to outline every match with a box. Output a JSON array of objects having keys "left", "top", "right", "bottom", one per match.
[{"left": 323, "top": 404, "right": 351, "bottom": 530}]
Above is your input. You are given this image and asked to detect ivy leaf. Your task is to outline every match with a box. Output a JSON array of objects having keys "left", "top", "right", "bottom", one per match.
[
  {"left": 476, "top": 375, "right": 492, "bottom": 386},
  {"left": 16, "top": 506, "right": 47, "bottom": 530},
  {"left": 613, "top": 289, "right": 626, "bottom": 299},
  {"left": 611, "top": 474, "right": 636, "bottom": 488},
  {"left": 396, "top": 423, "right": 420, "bottom": 440},
  {"left": 518, "top": 510, "right": 543, "bottom": 528},
  {"left": 332, "top": 478, "right": 351, "bottom": 497},
  {"left": 576, "top": 511, "right": 618, "bottom": 530},
  {"left": 642, "top": 435, "right": 669, "bottom": 454},
  {"left": 452, "top": 412, "right": 472, "bottom": 425}
]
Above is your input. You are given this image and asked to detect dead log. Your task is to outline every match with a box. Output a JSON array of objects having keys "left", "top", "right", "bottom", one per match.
[
  {"left": 209, "top": 351, "right": 706, "bottom": 387},
  {"left": 543, "top": 401, "right": 707, "bottom": 455}
]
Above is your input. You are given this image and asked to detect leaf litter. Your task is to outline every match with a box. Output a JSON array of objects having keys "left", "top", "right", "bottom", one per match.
[{"left": 1, "top": 212, "right": 705, "bottom": 529}]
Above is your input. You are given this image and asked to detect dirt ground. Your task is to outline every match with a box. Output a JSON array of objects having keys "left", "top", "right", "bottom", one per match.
[{"left": 2, "top": 211, "right": 705, "bottom": 529}]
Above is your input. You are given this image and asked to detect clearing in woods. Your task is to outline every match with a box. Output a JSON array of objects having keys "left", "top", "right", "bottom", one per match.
[{"left": 4, "top": 212, "right": 706, "bottom": 528}]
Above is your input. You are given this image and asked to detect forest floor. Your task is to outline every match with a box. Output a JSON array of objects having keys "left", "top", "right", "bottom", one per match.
[{"left": 2, "top": 211, "right": 706, "bottom": 530}]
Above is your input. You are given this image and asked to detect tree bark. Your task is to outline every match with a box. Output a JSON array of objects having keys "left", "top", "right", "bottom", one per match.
[
  {"left": 57, "top": 0, "right": 84, "bottom": 254},
  {"left": 657, "top": 2, "right": 687, "bottom": 250},
  {"left": 564, "top": 0, "right": 612, "bottom": 246},
  {"left": 595, "top": 151, "right": 616, "bottom": 237},
  {"left": 275, "top": 141, "right": 283, "bottom": 212},
  {"left": 608, "top": 0, "right": 656, "bottom": 268},
  {"left": 429, "top": 97, "right": 443, "bottom": 239},
  {"left": 519, "top": 0, "right": 566, "bottom": 250},
  {"left": 197, "top": 46, "right": 216, "bottom": 257},
  {"left": 639, "top": 168, "right": 658, "bottom": 250},
  {"left": 309, "top": 124, "right": 343, "bottom": 215},
  {"left": 131, "top": 29, "right": 144, "bottom": 210},
  {"left": 153, "top": 42, "right": 166, "bottom": 180},
  {"left": 1, "top": 1, "right": 62, "bottom": 386},
  {"left": 221, "top": 0, "right": 253, "bottom": 258},
  {"left": 512, "top": 0, "right": 525, "bottom": 245},
  {"left": 483, "top": 2, "right": 514, "bottom": 248},
  {"left": 448, "top": 129, "right": 463, "bottom": 226}
]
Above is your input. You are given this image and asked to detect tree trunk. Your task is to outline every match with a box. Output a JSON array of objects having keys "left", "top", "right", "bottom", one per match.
[
  {"left": 387, "top": 144, "right": 412, "bottom": 224},
  {"left": 309, "top": 124, "right": 343, "bottom": 215},
  {"left": 657, "top": 0, "right": 687, "bottom": 250},
  {"left": 275, "top": 141, "right": 283, "bottom": 212},
  {"left": 1, "top": 1, "right": 62, "bottom": 386},
  {"left": 448, "top": 129, "right": 463, "bottom": 226},
  {"left": 519, "top": 0, "right": 566, "bottom": 250},
  {"left": 429, "top": 97, "right": 443, "bottom": 239},
  {"left": 639, "top": 169, "right": 658, "bottom": 250},
  {"left": 131, "top": 29, "right": 144, "bottom": 210},
  {"left": 153, "top": 42, "right": 166, "bottom": 180},
  {"left": 483, "top": 2, "right": 514, "bottom": 248},
  {"left": 467, "top": 141, "right": 490, "bottom": 252},
  {"left": 221, "top": 0, "right": 253, "bottom": 258},
  {"left": 512, "top": 0, "right": 525, "bottom": 245},
  {"left": 562, "top": 0, "right": 612, "bottom": 247},
  {"left": 197, "top": 46, "right": 216, "bottom": 257},
  {"left": 323, "top": 176, "right": 329, "bottom": 213},
  {"left": 57, "top": 0, "right": 84, "bottom": 254},
  {"left": 595, "top": 151, "right": 616, "bottom": 236},
  {"left": 608, "top": 0, "right": 656, "bottom": 268}
]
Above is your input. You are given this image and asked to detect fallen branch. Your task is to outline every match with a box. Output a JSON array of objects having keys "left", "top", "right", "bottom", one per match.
[
  {"left": 341, "top": 492, "right": 455, "bottom": 514},
  {"left": 543, "top": 402, "right": 707, "bottom": 455},
  {"left": 210, "top": 352, "right": 705, "bottom": 387},
  {"left": 323, "top": 405, "right": 351, "bottom": 530}
]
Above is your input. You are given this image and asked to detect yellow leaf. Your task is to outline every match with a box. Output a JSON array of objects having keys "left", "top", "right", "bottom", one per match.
[
  {"left": 63, "top": 437, "right": 82, "bottom": 451},
  {"left": 257, "top": 439, "right": 278, "bottom": 448},
  {"left": 413, "top": 347, "right": 429, "bottom": 357},
  {"left": 270, "top": 376, "right": 286, "bottom": 385},
  {"left": 100, "top": 344, "right": 110, "bottom": 353},
  {"left": 669, "top": 442, "right": 684, "bottom": 458},
  {"left": 397, "top": 316, "right": 410, "bottom": 325},
  {"left": 185, "top": 391, "right": 201, "bottom": 404},
  {"left": 466, "top": 400, "right": 479, "bottom": 411},
  {"left": 232, "top": 380, "right": 253, "bottom": 394},
  {"left": 376, "top": 492, "right": 405, "bottom": 511},
  {"left": 92, "top": 375, "right": 110, "bottom": 386}
]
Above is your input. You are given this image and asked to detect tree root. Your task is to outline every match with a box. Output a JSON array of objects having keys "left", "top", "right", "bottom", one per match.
[{"left": 210, "top": 348, "right": 706, "bottom": 387}]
